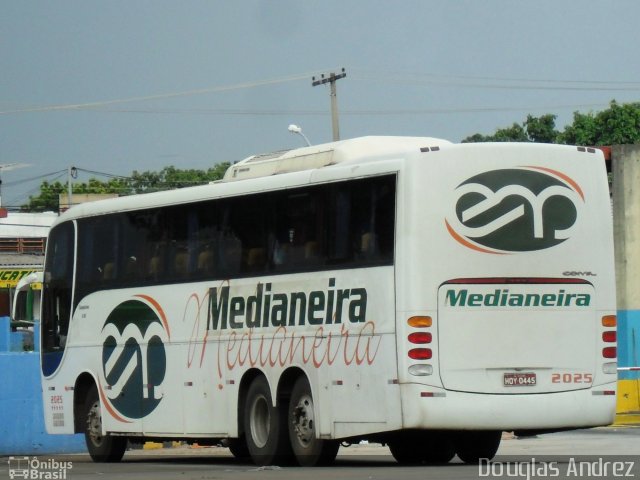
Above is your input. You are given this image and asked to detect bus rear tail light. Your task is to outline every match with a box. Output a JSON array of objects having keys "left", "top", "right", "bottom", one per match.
[
  {"left": 407, "top": 316, "right": 434, "bottom": 376},
  {"left": 603, "top": 362, "right": 617, "bottom": 374},
  {"left": 408, "top": 332, "right": 432, "bottom": 344},
  {"left": 408, "top": 316, "right": 432, "bottom": 328},
  {"left": 601, "top": 315, "right": 616, "bottom": 360},
  {"left": 408, "top": 348, "right": 432, "bottom": 360}
]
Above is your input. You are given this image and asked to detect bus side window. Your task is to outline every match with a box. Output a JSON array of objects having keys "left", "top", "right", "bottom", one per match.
[
  {"left": 146, "top": 212, "right": 168, "bottom": 281},
  {"left": 329, "top": 189, "right": 351, "bottom": 263},
  {"left": 174, "top": 247, "right": 189, "bottom": 277},
  {"left": 220, "top": 228, "right": 242, "bottom": 275},
  {"left": 148, "top": 247, "right": 165, "bottom": 279},
  {"left": 374, "top": 181, "right": 395, "bottom": 260},
  {"left": 326, "top": 176, "right": 395, "bottom": 266}
]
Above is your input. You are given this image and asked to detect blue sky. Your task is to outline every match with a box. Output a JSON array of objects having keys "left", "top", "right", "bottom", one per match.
[{"left": 2, "top": 1, "right": 640, "bottom": 208}]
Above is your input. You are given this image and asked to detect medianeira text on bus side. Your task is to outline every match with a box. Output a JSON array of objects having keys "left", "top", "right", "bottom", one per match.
[{"left": 207, "top": 278, "right": 368, "bottom": 330}]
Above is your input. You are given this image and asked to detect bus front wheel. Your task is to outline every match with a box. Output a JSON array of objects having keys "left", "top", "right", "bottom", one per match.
[
  {"left": 454, "top": 431, "right": 501, "bottom": 464},
  {"left": 83, "top": 385, "right": 127, "bottom": 462},
  {"left": 243, "top": 376, "right": 290, "bottom": 465},
  {"left": 288, "top": 377, "right": 339, "bottom": 466}
]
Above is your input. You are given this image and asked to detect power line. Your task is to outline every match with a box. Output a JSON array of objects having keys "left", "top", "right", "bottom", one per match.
[
  {"left": 74, "top": 167, "right": 131, "bottom": 179},
  {"left": 350, "top": 69, "right": 640, "bottom": 91},
  {"left": 3, "top": 169, "right": 67, "bottom": 187},
  {"left": 53, "top": 102, "right": 613, "bottom": 116},
  {"left": 0, "top": 70, "right": 331, "bottom": 115}
]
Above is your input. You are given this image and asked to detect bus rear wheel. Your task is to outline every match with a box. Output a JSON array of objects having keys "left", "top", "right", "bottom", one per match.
[
  {"left": 226, "top": 436, "right": 250, "bottom": 460},
  {"left": 243, "top": 376, "right": 291, "bottom": 465},
  {"left": 83, "top": 385, "right": 127, "bottom": 462},
  {"left": 288, "top": 377, "right": 339, "bottom": 466},
  {"left": 454, "top": 431, "right": 501, "bottom": 464},
  {"left": 388, "top": 431, "right": 455, "bottom": 465}
]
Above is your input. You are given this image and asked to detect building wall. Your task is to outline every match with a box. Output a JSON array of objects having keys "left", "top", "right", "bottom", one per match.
[
  {"left": 612, "top": 144, "right": 640, "bottom": 416},
  {"left": 0, "top": 317, "right": 86, "bottom": 455}
]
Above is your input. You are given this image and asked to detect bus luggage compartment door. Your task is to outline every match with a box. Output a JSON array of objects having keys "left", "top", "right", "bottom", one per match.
[{"left": 436, "top": 280, "right": 596, "bottom": 394}]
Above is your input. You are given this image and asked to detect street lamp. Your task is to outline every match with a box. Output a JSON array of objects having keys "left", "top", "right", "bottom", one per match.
[{"left": 288, "top": 124, "right": 312, "bottom": 146}]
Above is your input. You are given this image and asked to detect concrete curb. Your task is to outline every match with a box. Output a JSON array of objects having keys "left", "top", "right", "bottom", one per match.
[
  {"left": 614, "top": 413, "right": 640, "bottom": 426},
  {"left": 142, "top": 441, "right": 187, "bottom": 450}
]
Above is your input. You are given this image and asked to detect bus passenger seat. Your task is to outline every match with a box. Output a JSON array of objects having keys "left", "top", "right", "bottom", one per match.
[
  {"left": 246, "top": 248, "right": 266, "bottom": 269},
  {"left": 197, "top": 250, "right": 214, "bottom": 274},
  {"left": 305, "top": 241, "right": 319, "bottom": 259},
  {"left": 102, "top": 262, "right": 115, "bottom": 280},
  {"left": 174, "top": 251, "right": 189, "bottom": 276},
  {"left": 125, "top": 256, "right": 138, "bottom": 277},
  {"left": 149, "top": 256, "right": 162, "bottom": 277},
  {"left": 361, "top": 232, "right": 378, "bottom": 255}
]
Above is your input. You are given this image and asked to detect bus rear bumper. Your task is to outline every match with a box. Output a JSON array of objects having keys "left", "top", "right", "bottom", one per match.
[{"left": 399, "top": 383, "right": 617, "bottom": 431}]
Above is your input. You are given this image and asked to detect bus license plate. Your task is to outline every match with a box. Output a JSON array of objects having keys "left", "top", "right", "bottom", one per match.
[{"left": 503, "top": 372, "right": 537, "bottom": 387}]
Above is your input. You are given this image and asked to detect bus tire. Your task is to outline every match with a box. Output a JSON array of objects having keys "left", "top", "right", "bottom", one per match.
[
  {"left": 243, "top": 376, "right": 290, "bottom": 465},
  {"left": 423, "top": 432, "right": 456, "bottom": 464},
  {"left": 388, "top": 438, "right": 423, "bottom": 464},
  {"left": 388, "top": 431, "right": 455, "bottom": 465},
  {"left": 83, "top": 385, "right": 127, "bottom": 462},
  {"left": 288, "top": 377, "right": 339, "bottom": 466},
  {"left": 455, "top": 431, "right": 501, "bottom": 464},
  {"left": 226, "top": 437, "right": 250, "bottom": 460}
]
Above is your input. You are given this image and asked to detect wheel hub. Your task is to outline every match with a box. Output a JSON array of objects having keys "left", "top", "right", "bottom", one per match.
[
  {"left": 249, "top": 394, "right": 271, "bottom": 448},
  {"left": 292, "top": 395, "right": 314, "bottom": 445},
  {"left": 87, "top": 401, "right": 103, "bottom": 446}
]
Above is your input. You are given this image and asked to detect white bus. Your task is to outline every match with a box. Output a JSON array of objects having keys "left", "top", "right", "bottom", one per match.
[{"left": 40, "top": 136, "right": 617, "bottom": 466}]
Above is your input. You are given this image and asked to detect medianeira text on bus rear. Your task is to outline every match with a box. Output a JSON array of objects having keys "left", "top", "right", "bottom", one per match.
[{"left": 445, "top": 288, "right": 591, "bottom": 307}]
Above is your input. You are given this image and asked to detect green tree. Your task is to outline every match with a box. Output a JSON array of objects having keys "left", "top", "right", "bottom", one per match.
[
  {"left": 129, "top": 164, "right": 230, "bottom": 193},
  {"left": 463, "top": 114, "right": 558, "bottom": 143},
  {"left": 462, "top": 123, "right": 528, "bottom": 143},
  {"left": 23, "top": 163, "right": 230, "bottom": 211},
  {"left": 25, "top": 181, "right": 66, "bottom": 212},
  {"left": 559, "top": 101, "right": 640, "bottom": 145},
  {"left": 463, "top": 101, "right": 640, "bottom": 146},
  {"left": 524, "top": 114, "right": 559, "bottom": 143}
]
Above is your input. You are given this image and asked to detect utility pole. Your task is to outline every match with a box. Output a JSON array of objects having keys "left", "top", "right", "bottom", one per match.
[
  {"left": 67, "top": 166, "right": 77, "bottom": 210},
  {"left": 312, "top": 68, "right": 346, "bottom": 142}
]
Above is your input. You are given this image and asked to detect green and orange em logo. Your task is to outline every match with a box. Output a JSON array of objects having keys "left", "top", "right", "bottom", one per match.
[
  {"left": 100, "top": 295, "right": 170, "bottom": 421},
  {"left": 446, "top": 167, "right": 584, "bottom": 254}
]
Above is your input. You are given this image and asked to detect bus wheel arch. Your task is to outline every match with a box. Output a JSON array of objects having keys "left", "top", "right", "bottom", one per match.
[
  {"left": 276, "top": 367, "right": 306, "bottom": 409},
  {"left": 73, "top": 373, "right": 97, "bottom": 434}
]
